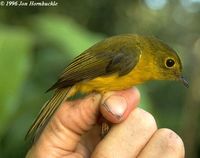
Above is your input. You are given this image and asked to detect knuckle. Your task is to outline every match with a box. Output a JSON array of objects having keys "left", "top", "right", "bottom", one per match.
[
  {"left": 131, "top": 108, "right": 157, "bottom": 132},
  {"left": 157, "top": 128, "right": 185, "bottom": 157}
]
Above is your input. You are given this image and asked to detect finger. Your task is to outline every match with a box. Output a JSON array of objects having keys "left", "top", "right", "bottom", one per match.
[
  {"left": 138, "top": 128, "right": 185, "bottom": 158},
  {"left": 31, "top": 93, "right": 102, "bottom": 156},
  {"left": 30, "top": 88, "right": 140, "bottom": 157},
  {"left": 91, "top": 108, "right": 157, "bottom": 158},
  {"left": 100, "top": 87, "right": 140, "bottom": 123}
]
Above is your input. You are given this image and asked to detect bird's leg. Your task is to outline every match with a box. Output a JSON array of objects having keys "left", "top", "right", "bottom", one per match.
[
  {"left": 97, "top": 91, "right": 112, "bottom": 138},
  {"left": 101, "top": 121, "right": 111, "bottom": 138},
  {"left": 97, "top": 115, "right": 111, "bottom": 138}
]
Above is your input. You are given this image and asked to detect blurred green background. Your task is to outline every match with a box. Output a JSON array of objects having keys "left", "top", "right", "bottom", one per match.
[{"left": 0, "top": 0, "right": 199, "bottom": 157}]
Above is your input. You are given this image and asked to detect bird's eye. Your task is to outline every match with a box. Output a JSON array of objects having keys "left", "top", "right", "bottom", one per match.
[{"left": 166, "top": 58, "right": 175, "bottom": 68}]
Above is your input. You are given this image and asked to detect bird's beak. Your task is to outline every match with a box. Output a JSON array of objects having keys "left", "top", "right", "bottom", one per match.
[{"left": 180, "top": 76, "right": 189, "bottom": 88}]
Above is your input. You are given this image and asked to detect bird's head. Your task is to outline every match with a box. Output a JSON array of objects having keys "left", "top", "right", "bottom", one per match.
[{"left": 138, "top": 36, "right": 189, "bottom": 88}]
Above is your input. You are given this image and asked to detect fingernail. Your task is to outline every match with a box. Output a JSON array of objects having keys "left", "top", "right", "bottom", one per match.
[{"left": 103, "top": 95, "right": 127, "bottom": 119}]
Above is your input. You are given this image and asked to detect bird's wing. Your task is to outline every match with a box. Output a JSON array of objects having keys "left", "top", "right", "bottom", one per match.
[{"left": 48, "top": 45, "right": 141, "bottom": 91}]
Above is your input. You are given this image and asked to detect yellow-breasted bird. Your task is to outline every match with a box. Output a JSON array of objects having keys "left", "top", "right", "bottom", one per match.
[{"left": 26, "top": 34, "right": 188, "bottom": 141}]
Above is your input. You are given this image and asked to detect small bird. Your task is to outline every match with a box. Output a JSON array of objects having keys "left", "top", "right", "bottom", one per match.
[{"left": 26, "top": 34, "right": 188, "bottom": 141}]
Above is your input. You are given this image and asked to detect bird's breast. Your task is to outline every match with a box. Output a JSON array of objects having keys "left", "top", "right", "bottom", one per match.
[{"left": 76, "top": 70, "right": 145, "bottom": 94}]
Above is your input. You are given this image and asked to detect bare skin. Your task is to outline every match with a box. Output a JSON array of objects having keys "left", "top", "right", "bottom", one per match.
[{"left": 26, "top": 88, "right": 185, "bottom": 158}]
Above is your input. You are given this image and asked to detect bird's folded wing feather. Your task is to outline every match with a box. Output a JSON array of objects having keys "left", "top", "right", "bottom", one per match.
[{"left": 48, "top": 44, "right": 141, "bottom": 91}]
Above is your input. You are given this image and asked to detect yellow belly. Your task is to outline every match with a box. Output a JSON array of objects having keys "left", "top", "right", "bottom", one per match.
[{"left": 76, "top": 70, "right": 145, "bottom": 94}]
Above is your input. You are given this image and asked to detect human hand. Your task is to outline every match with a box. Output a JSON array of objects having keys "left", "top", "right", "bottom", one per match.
[{"left": 26, "top": 88, "right": 185, "bottom": 158}]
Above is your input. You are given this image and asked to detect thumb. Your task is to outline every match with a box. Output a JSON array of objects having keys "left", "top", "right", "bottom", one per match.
[{"left": 100, "top": 88, "right": 140, "bottom": 123}]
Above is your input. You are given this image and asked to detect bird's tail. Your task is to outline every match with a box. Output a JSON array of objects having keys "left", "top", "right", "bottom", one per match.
[{"left": 25, "top": 86, "right": 76, "bottom": 142}]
